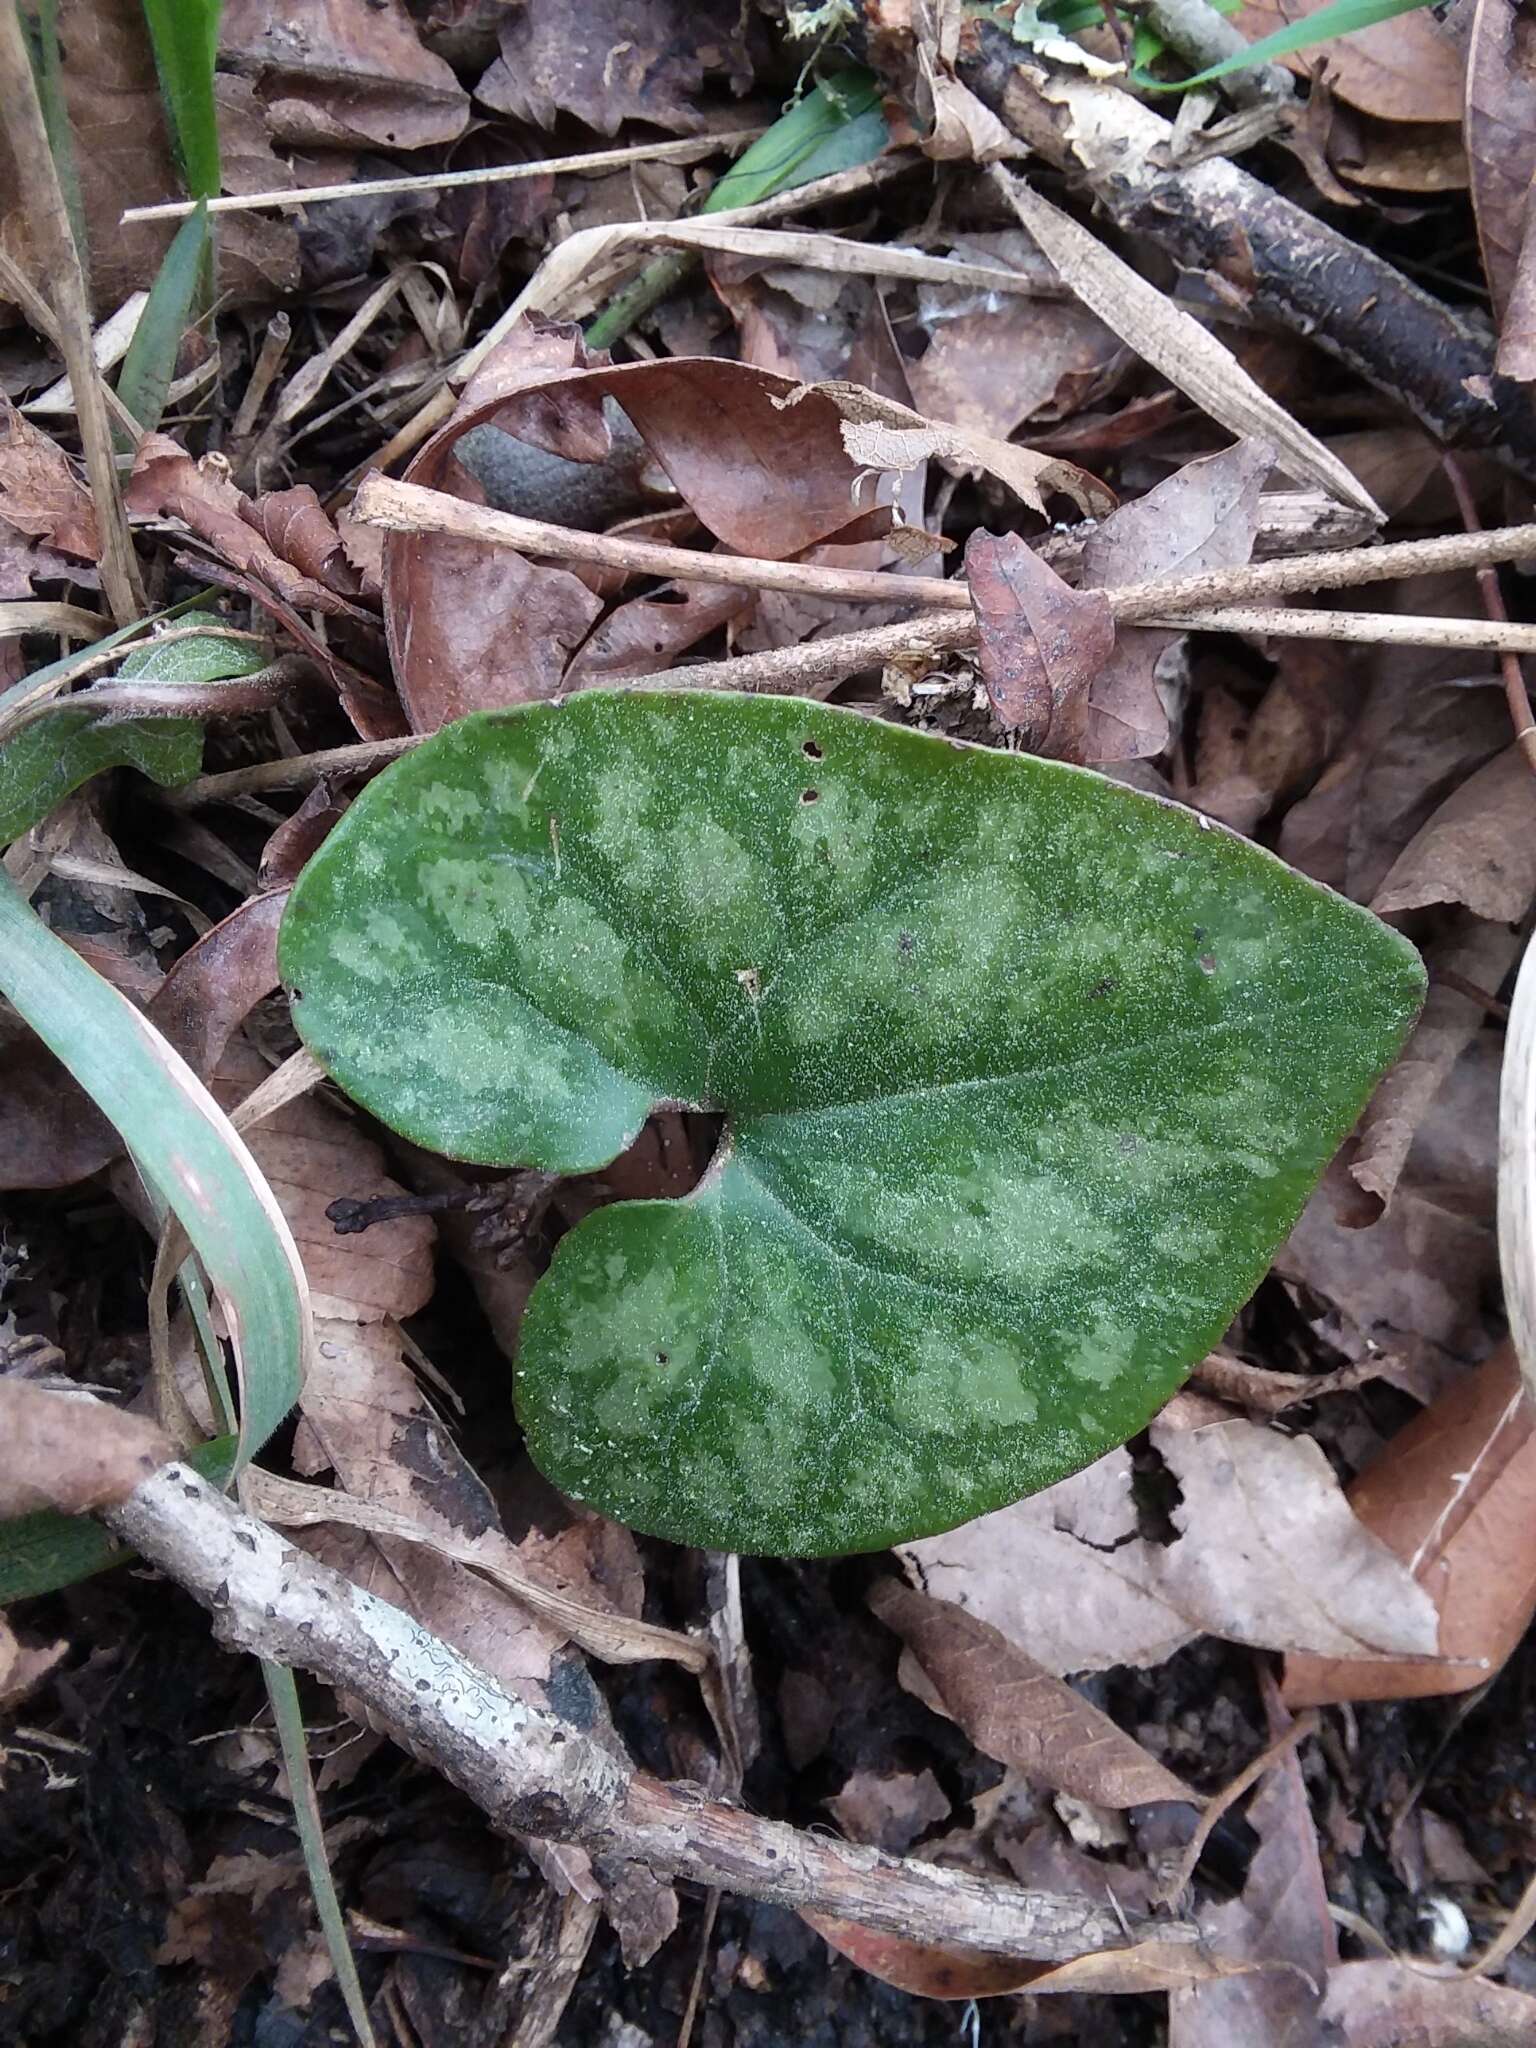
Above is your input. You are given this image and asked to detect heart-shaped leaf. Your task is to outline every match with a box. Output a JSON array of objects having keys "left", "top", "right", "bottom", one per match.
[{"left": 278, "top": 693, "right": 1423, "bottom": 1556}]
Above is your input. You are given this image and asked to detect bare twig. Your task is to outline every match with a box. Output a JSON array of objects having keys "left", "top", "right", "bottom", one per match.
[
  {"left": 120, "top": 131, "right": 767, "bottom": 224},
  {"left": 963, "top": 34, "right": 1536, "bottom": 487},
  {"left": 353, "top": 474, "right": 1536, "bottom": 630},
  {"left": 104, "top": 1462, "right": 1191, "bottom": 1962},
  {"left": 0, "top": 0, "right": 142, "bottom": 620},
  {"left": 1442, "top": 457, "right": 1536, "bottom": 778}
]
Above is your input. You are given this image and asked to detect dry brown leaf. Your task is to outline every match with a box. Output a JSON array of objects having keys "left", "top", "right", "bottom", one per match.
[
  {"left": 827, "top": 1766, "right": 950, "bottom": 1854},
  {"left": 798, "top": 376, "right": 1110, "bottom": 520},
  {"left": 1466, "top": 0, "right": 1536, "bottom": 378},
  {"left": 1326, "top": 107, "right": 1469, "bottom": 196},
  {"left": 215, "top": 1038, "right": 433, "bottom": 1326},
  {"left": 804, "top": 1914, "right": 1249, "bottom": 1999},
  {"left": 475, "top": 0, "right": 754, "bottom": 134},
  {"left": 211, "top": 75, "right": 301, "bottom": 302},
  {"left": 1349, "top": 917, "right": 1518, "bottom": 1218},
  {"left": 964, "top": 529, "right": 1115, "bottom": 750},
  {"left": 0, "top": 1614, "right": 68, "bottom": 1710},
  {"left": 1170, "top": 1718, "right": 1334, "bottom": 2046},
  {"left": 1278, "top": 589, "right": 1512, "bottom": 903},
  {"left": 1232, "top": 0, "right": 1463, "bottom": 121},
  {"left": 564, "top": 579, "right": 751, "bottom": 687},
  {"left": 387, "top": 349, "right": 1106, "bottom": 726},
  {"left": 1373, "top": 747, "right": 1536, "bottom": 923},
  {"left": 1080, "top": 439, "right": 1272, "bottom": 762},
  {"left": 0, "top": 893, "right": 290, "bottom": 1193},
  {"left": 1190, "top": 1349, "right": 1384, "bottom": 1415},
  {"left": 1284, "top": 1342, "right": 1536, "bottom": 1704},
  {"left": 246, "top": 486, "right": 361, "bottom": 600},
  {"left": 1279, "top": 1024, "right": 1501, "bottom": 1373},
  {"left": 908, "top": 299, "right": 1127, "bottom": 445},
  {"left": 870, "top": 1579, "right": 1192, "bottom": 1808},
  {"left": 0, "top": 0, "right": 177, "bottom": 310},
  {"left": 902, "top": 1412, "right": 1438, "bottom": 1676},
  {"left": 992, "top": 172, "right": 1378, "bottom": 518},
  {"left": 1319, "top": 1960, "right": 1536, "bottom": 2043},
  {"left": 0, "top": 400, "right": 100, "bottom": 560},
  {"left": 124, "top": 436, "right": 367, "bottom": 619},
  {"left": 219, "top": 0, "right": 470, "bottom": 151},
  {"left": 0, "top": 1380, "right": 170, "bottom": 1519}
]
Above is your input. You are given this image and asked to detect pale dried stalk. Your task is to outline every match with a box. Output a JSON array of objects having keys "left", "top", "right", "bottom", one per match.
[
  {"left": 352, "top": 475, "right": 1536, "bottom": 629},
  {"left": 162, "top": 735, "right": 418, "bottom": 806},
  {"left": 582, "top": 221, "right": 1069, "bottom": 300},
  {"left": 105, "top": 1462, "right": 1188, "bottom": 1962},
  {"left": 0, "top": 0, "right": 142, "bottom": 621},
  {"left": 1499, "top": 937, "right": 1536, "bottom": 1405},
  {"left": 121, "top": 131, "right": 767, "bottom": 224}
]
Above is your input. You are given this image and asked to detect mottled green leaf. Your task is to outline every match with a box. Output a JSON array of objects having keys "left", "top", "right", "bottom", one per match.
[{"left": 278, "top": 694, "right": 1424, "bottom": 1556}]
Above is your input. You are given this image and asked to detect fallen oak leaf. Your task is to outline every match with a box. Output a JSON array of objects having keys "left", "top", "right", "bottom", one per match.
[
  {"left": 1372, "top": 747, "right": 1536, "bottom": 923},
  {"left": 964, "top": 528, "right": 1115, "bottom": 749},
  {"left": 1283, "top": 1341, "right": 1536, "bottom": 1704},
  {"left": 0, "top": 1380, "right": 170, "bottom": 1519},
  {"left": 869, "top": 1578, "right": 1192, "bottom": 1809}
]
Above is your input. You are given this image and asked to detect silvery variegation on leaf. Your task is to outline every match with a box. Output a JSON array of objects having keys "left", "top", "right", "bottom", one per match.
[{"left": 279, "top": 693, "right": 1424, "bottom": 1556}]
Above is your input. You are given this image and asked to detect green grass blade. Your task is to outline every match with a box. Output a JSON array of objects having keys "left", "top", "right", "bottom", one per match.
[
  {"left": 585, "top": 70, "right": 888, "bottom": 352},
  {"left": 116, "top": 203, "right": 209, "bottom": 434},
  {"left": 1138, "top": 0, "right": 1432, "bottom": 88},
  {"left": 263, "top": 1661, "right": 379, "bottom": 2048},
  {"left": 140, "top": 0, "right": 222, "bottom": 199},
  {"left": 0, "top": 874, "right": 312, "bottom": 1481},
  {"left": 702, "top": 69, "right": 886, "bottom": 214}
]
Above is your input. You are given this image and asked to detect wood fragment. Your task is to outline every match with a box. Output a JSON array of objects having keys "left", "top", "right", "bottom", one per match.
[{"left": 104, "top": 1462, "right": 1193, "bottom": 1963}]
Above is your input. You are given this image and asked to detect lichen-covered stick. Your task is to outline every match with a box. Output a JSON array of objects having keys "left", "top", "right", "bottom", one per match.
[{"left": 104, "top": 1462, "right": 1193, "bottom": 1962}]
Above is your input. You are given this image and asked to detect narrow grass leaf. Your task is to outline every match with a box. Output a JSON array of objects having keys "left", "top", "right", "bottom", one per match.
[
  {"left": 263, "top": 1660, "right": 379, "bottom": 2047},
  {"left": 0, "top": 874, "right": 312, "bottom": 1481},
  {"left": 140, "top": 0, "right": 222, "bottom": 200},
  {"left": 1139, "top": 0, "right": 1433, "bottom": 89},
  {"left": 117, "top": 204, "right": 210, "bottom": 434}
]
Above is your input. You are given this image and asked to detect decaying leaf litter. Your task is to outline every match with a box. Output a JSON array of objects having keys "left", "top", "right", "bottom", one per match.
[{"left": 5, "top": 0, "right": 1536, "bottom": 2039}]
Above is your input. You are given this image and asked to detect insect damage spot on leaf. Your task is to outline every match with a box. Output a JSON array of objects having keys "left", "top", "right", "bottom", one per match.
[{"left": 278, "top": 692, "right": 1425, "bottom": 1557}]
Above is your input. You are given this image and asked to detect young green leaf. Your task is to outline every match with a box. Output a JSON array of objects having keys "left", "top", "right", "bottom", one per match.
[
  {"left": 1138, "top": 0, "right": 1432, "bottom": 90},
  {"left": 0, "top": 612, "right": 267, "bottom": 848},
  {"left": 279, "top": 694, "right": 1423, "bottom": 1557},
  {"left": 140, "top": 0, "right": 222, "bottom": 200},
  {"left": 116, "top": 203, "right": 210, "bottom": 434}
]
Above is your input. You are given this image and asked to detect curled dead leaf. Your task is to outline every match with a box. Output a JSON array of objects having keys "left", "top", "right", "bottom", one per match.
[
  {"left": 870, "top": 1578, "right": 1192, "bottom": 1809},
  {"left": 1284, "top": 1342, "right": 1536, "bottom": 1704},
  {"left": 0, "top": 1380, "right": 170, "bottom": 1519}
]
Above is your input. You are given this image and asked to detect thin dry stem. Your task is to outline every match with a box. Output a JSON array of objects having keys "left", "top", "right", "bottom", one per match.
[
  {"left": 1442, "top": 457, "right": 1536, "bottom": 778},
  {"left": 0, "top": 0, "right": 142, "bottom": 620},
  {"left": 121, "top": 131, "right": 767, "bottom": 224}
]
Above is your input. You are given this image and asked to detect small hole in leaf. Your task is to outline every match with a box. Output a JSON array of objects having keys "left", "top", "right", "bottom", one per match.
[
  {"left": 802, "top": 739, "right": 823, "bottom": 760},
  {"left": 801, "top": 788, "right": 820, "bottom": 805},
  {"left": 656, "top": 1351, "right": 669, "bottom": 1366}
]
